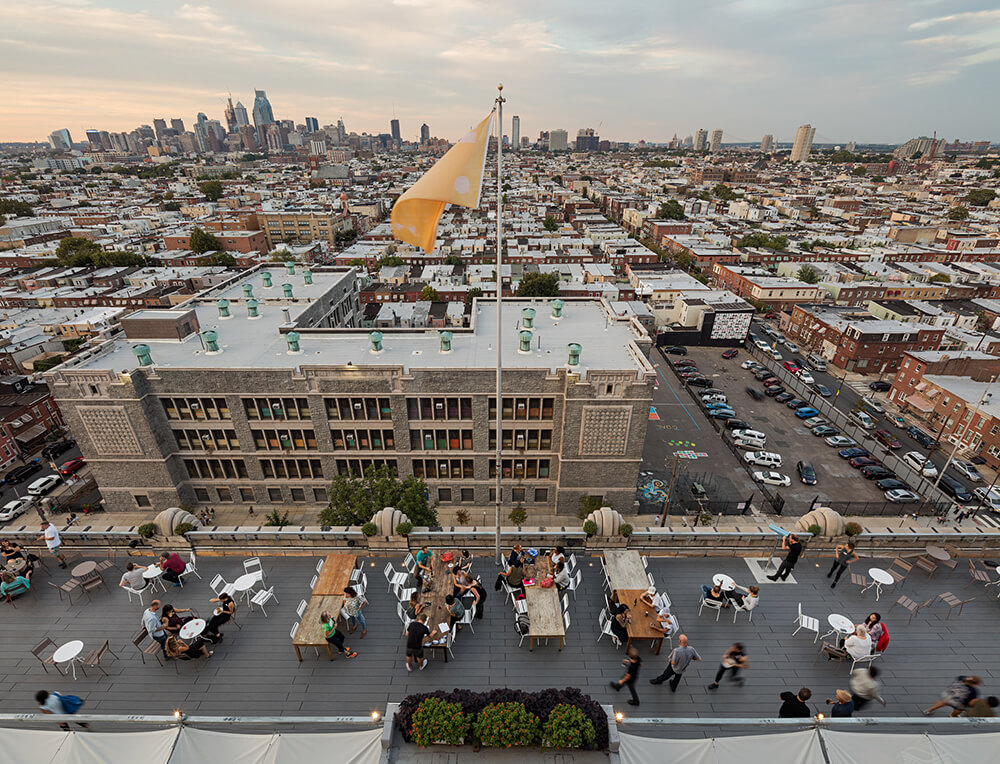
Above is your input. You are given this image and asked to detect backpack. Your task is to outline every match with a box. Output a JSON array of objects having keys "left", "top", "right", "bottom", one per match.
[
  {"left": 876, "top": 624, "right": 889, "bottom": 653},
  {"left": 516, "top": 613, "right": 530, "bottom": 632},
  {"left": 54, "top": 693, "right": 83, "bottom": 714}
]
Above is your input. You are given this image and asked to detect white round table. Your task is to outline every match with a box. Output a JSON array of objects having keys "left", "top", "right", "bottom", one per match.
[
  {"left": 142, "top": 564, "right": 165, "bottom": 591},
  {"left": 53, "top": 640, "right": 84, "bottom": 680},
  {"left": 828, "top": 614, "right": 854, "bottom": 634},
  {"left": 232, "top": 572, "right": 260, "bottom": 604},
  {"left": 713, "top": 573, "right": 736, "bottom": 591},
  {"left": 863, "top": 567, "right": 894, "bottom": 601},
  {"left": 925, "top": 545, "right": 950, "bottom": 561},
  {"left": 179, "top": 618, "right": 206, "bottom": 640}
]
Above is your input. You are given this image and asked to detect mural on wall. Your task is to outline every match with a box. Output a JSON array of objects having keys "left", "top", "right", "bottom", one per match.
[{"left": 710, "top": 311, "right": 753, "bottom": 341}]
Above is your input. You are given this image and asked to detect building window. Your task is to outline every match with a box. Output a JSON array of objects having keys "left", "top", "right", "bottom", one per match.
[
  {"left": 534, "top": 488, "right": 548, "bottom": 502},
  {"left": 406, "top": 397, "right": 473, "bottom": 421},
  {"left": 332, "top": 428, "right": 395, "bottom": 450},
  {"left": 194, "top": 488, "right": 210, "bottom": 502},
  {"left": 489, "top": 397, "right": 555, "bottom": 421},
  {"left": 488, "top": 428, "right": 553, "bottom": 450},
  {"left": 460, "top": 488, "right": 474, "bottom": 502},
  {"left": 243, "top": 397, "right": 311, "bottom": 421},
  {"left": 133, "top": 494, "right": 151, "bottom": 507},
  {"left": 489, "top": 459, "right": 551, "bottom": 479},
  {"left": 412, "top": 458, "right": 474, "bottom": 479},
  {"left": 162, "top": 397, "right": 231, "bottom": 421},
  {"left": 334, "top": 458, "right": 397, "bottom": 477},
  {"left": 260, "top": 458, "right": 324, "bottom": 480},
  {"left": 239, "top": 487, "right": 255, "bottom": 502},
  {"left": 183, "top": 458, "right": 249, "bottom": 479},
  {"left": 325, "top": 397, "right": 392, "bottom": 421},
  {"left": 291, "top": 488, "right": 306, "bottom": 502},
  {"left": 252, "top": 428, "right": 318, "bottom": 451},
  {"left": 217, "top": 487, "right": 232, "bottom": 502},
  {"left": 409, "top": 429, "right": 473, "bottom": 450},
  {"left": 173, "top": 429, "right": 241, "bottom": 451},
  {"left": 511, "top": 487, "right": 525, "bottom": 503},
  {"left": 313, "top": 487, "right": 327, "bottom": 502},
  {"left": 438, "top": 487, "right": 452, "bottom": 503},
  {"left": 267, "top": 487, "right": 282, "bottom": 502}
]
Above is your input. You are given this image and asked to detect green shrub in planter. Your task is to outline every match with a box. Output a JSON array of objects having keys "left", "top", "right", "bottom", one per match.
[
  {"left": 844, "top": 521, "right": 863, "bottom": 537},
  {"left": 137, "top": 523, "right": 156, "bottom": 538},
  {"left": 542, "top": 704, "right": 596, "bottom": 750},
  {"left": 807, "top": 524, "right": 822, "bottom": 537},
  {"left": 582, "top": 520, "right": 597, "bottom": 536},
  {"left": 619, "top": 523, "right": 633, "bottom": 538},
  {"left": 396, "top": 521, "right": 413, "bottom": 536},
  {"left": 173, "top": 522, "right": 195, "bottom": 536},
  {"left": 508, "top": 505, "right": 527, "bottom": 525},
  {"left": 473, "top": 702, "right": 540, "bottom": 748},
  {"left": 410, "top": 697, "right": 468, "bottom": 747},
  {"left": 361, "top": 522, "right": 377, "bottom": 537}
]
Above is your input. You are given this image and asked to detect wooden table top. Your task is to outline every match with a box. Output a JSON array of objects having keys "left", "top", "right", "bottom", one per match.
[
  {"left": 616, "top": 589, "right": 666, "bottom": 642},
  {"left": 604, "top": 551, "right": 648, "bottom": 592},
  {"left": 312, "top": 554, "right": 357, "bottom": 596},
  {"left": 523, "top": 554, "right": 553, "bottom": 582},
  {"left": 524, "top": 585, "right": 564, "bottom": 638},
  {"left": 423, "top": 551, "right": 461, "bottom": 635},
  {"left": 293, "top": 594, "right": 346, "bottom": 646}
]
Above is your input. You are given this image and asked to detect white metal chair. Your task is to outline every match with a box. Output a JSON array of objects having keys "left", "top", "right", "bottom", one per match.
[
  {"left": 250, "top": 586, "right": 278, "bottom": 616},
  {"left": 402, "top": 553, "right": 415, "bottom": 574},
  {"left": 597, "top": 610, "right": 621, "bottom": 648},
  {"left": 513, "top": 615, "right": 528, "bottom": 648},
  {"left": 641, "top": 556, "right": 649, "bottom": 570},
  {"left": 396, "top": 602, "right": 413, "bottom": 632},
  {"left": 290, "top": 620, "right": 318, "bottom": 657},
  {"left": 647, "top": 571, "right": 656, "bottom": 588},
  {"left": 315, "top": 559, "right": 324, "bottom": 574},
  {"left": 732, "top": 597, "right": 756, "bottom": 623},
  {"left": 309, "top": 575, "right": 318, "bottom": 590},
  {"left": 352, "top": 572, "right": 368, "bottom": 597},
  {"left": 562, "top": 593, "right": 571, "bottom": 614},
  {"left": 458, "top": 606, "right": 475, "bottom": 634},
  {"left": 183, "top": 554, "right": 203, "bottom": 580},
  {"left": 563, "top": 610, "right": 571, "bottom": 637},
  {"left": 209, "top": 574, "right": 235, "bottom": 597},
  {"left": 500, "top": 579, "right": 520, "bottom": 605},
  {"left": 698, "top": 595, "right": 724, "bottom": 620},
  {"left": 397, "top": 587, "right": 416, "bottom": 603},
  {"left": 391, "top": 580, "right": 412, "bottom": 601},
  {"left": 350, "top": 566, "right": 363, "bottom": 583},
  {"left": 122, "top": 584, "right": 146, "bottom": 605},
  {"left": 851, "top": 652, "right": 880, "bottom": 672},
  {"left": 244, "top": 557, "right": 265, "bottom": 580},
  {"left": 515, "top": 598, "right": 528, "bottom": 615},
  {"left": 384, "top": 563, "right": 408, "bottom": 592},
  {"left": 568, "top": 553, "right": 578, "bottom": 572},
  {"left": 792, "top": 602, "right": 820, "bottom": 642},
  {"left": 296, "top": 599, "right": 308, "bottom": 618}
]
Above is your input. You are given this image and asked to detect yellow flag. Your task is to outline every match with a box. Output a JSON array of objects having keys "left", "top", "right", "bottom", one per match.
[{"left": 390, "top": 112, "right": 494, "bottom": 254}]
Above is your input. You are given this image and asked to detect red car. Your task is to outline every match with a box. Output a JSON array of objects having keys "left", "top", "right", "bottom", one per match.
[
  {"left": 58, "top": 457, "right": 86, "bottom": 476},
  {"left": 873, "top": 429, "right": 902, "bottom": 449},
  {"left": 848, "top": 456, "right": 881, "bottom": 469},
  {"left": 783, "top": 360, "right": 799, "bottom": 373},
  {"left": 721, "top": 349, "right": 738, "bottom": 359}
]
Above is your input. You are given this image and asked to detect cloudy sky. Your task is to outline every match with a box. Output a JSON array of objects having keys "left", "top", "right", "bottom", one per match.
[{"left": 2, "top": 0, "right": 998, "bottom": 145}]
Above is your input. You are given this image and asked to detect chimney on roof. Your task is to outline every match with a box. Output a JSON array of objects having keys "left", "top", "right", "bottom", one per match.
[
  {"left": 217, "top": 299, "right": 230, "bottom": 319},
  {"left": 521, "top": 307, "right": 535, "bottom": 328},
  {"left": 202, "top": 330, "right": 220, "bottom": 354},
  {"left": 242, "top": 283, "right": 253, "bottom": 299},
  {"left": 369, "top": 331, "right": 383, "bottom": 353},
  {"left": 132, "top": 344, "right": 153, "bottom": 366},
  {"left": 247, "top": 299, "right": 259, "bottom": 319},
  {"left": 282, "top": 283, "right": 293, "bottom": 298},
  {"left": 439, "top": 331, "right": 452, "bottom": 353},
  {"left": 519, "top": 330, "right": 533, "bottom": 353},
  {"left": 568, "top": 343, "right": 582, "bottom": 366},
  {"left": 282, "top": 308, "right": 291, "bottom": 325},
  {"left": 285, "top": 331, "right": 301, "bottom": 354},
  {"left": 552, "top": 299, "right": 564, "bottom": 318},
  {"left": 285, "top": 261, "right": 295, "bottom": 276}
]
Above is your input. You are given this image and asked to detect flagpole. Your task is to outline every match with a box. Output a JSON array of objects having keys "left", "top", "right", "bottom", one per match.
[{"left": 494, "top": 83, "right": 505, "bottom": 566}]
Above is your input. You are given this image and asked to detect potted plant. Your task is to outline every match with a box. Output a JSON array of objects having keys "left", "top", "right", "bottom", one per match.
[
  {"left": 361, "top": 521, "right": 377, "bottom": 537},
  {"left": 844, "top": 521, "right": 863, "bottom": 537},
  {"left": 619, "top": 523, "right": 633, "bottom": 538},
  {"left": 173, "top": 522, "right": 195, "bottom": 536},
  {"left": 508, "top": 505, "right": 527, "bottom": 525},
  {"left": 472, "top": 702, "right": 540, "bottom": 748},
  {"left": 396, "top": 521, "right": 414, "bottom": 537},
  {"left": 137, "top": 523, "right": 157, "bottom": 538},
  {"left": 583, "top": 520, "right": 597, "bottom": 537},
  {"left": 541, "top": 704, "right": 596, "bottom": 750},
  {"left": 409, "top": 697, "right": 468, "bottom": 747},
  {"left": 455, "top": 508, "right": 470, "bottom": 526},
  {"left": 807, "top": 523, "right": 822, "bottom": 538}
]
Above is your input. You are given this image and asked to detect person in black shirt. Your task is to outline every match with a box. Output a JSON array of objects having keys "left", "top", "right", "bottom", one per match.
[
  {"left": 610, "top": 646, "right": 642, "bottom": 706},
  {"left": 768, "top": 534, "right": 803, "bottom": 581},
  {"left": 779, "top": 687, "right": 812, "bottom": 717},
  {"left": 404, "top": 613, "right": 438, "bottom": 672}
]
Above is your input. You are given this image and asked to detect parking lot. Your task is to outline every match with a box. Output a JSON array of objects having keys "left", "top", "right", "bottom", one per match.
[{"left": 668, "top": 346, "right": 897, "bottom": 510}]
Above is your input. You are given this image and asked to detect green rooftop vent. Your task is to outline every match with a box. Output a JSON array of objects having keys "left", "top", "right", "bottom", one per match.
[
  {"left": 247, "top": 298, "right": 259, "bottom": 318},
  {"left": 261, "top": 271, "right": 272, "bottom": 288},
  {"left": 568, "top": 343, "right": 582, "bottom": 366},
  {"left": 303, "top": 270, "right": 313, "bottom": 285},
  {"left": 202, "top": 330, "right": 219, "bottom": 353},
  {"left": 241, "top": 283, "right": 253, "bottom": 298},
  {"left": 440, "top": 331, "right": 452, "bottom": 353},
  {"left": 286, "top": 331, "right": 301, "bottom": 353},
  {"left": 519, "top": 330, "right": 533, "bottom": 353},
  {"left": 552, "top": 299, "right": 564, "bottom": 318},
  {"left": 521, "top": 307, "right": 536, "bottom": 328},
  {"left": 282, "top": 283, "right": 293, "bottom": 298},
  {"left": 369, "top": 331, "right": 383, "bottom": 352},
  {"left": 132, "top": 344, "right": 153, "bottom": 366},
  {"left": 217, "top": 299, "right": 230, "bottom": 318}
]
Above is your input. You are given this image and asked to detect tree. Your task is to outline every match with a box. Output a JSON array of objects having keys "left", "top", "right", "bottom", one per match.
[
  {"left": 0, "top": 199, "right": 33, "bottom": 217},
  {"left": 551, "top": 174, "right": 563, "bottom": 186},
  {"left": 163, "top": 201, "right": 180, "bottom": 211},
  {"left": 713, "top": 183, "right": 737, "bottom": 201},
  {"left": 947, "top": 205, "right": 969, "bottom": 221},
  {"left": 319, "top": 464, "right": 437, "bottom": 527},
  {"left": 375, "top": 255, "right": 404, "bottom": 268},
  {"left": 851, "top": 166, "right": 867, "bottom": 176},
  {"left": 199, "top": 180, "right": 223, "bottom": 201},
  {"left": 270, "top": 247, "right": 295, "bottom": 262},
  {"left": 32, "top": 355, "right": 65, "bottom": 373},
  {"left": 928, "top": 273, "right": 950, "bottom": 284},
  {"left": 674, "top": 251, "right": 696, "bottom": 270},
  {"left": 797, "top": 265, "right": 820, "bottom": 284},
  {"left": 735, "top": 232, "right": 788, "bottom": 250},
  {"left": 543, "top": 215, "right": 558, "bottom": 232},
  {"left": 465, "top": 287, "right": 483, "bottom": 304},
  {"left": 189, "top": 227, "right": 222, "bottom": 254},
  {"left": 209, "top": 252, "right": 237, "bottom": 267},
  {"left": 443, "top": 254, "right": 462, "bottom": 266},
  {"left": 656, "top": 200, "right": 686, "bottom": 220},
  {"left": 419, "top": 285, "right": 440, "bottom": 301},
  {"left": 55, "top": 236, "right": 102, "bottom": 265},
  {"left": 516, "top": 272, "right": 561, "bottom": 297},
  {"left": 965, "top": 189, "right": 996, "bottom": 207}
]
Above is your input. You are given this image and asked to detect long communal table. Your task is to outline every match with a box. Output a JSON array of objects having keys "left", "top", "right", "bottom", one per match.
[
  {"left": 603, "top": 550, "right": 649, "bottom": 591},
  {"left": 615, "top": 588, "right": 666, "bottom": 655},
  {"left": 291, "top": 554, "right": 356, "bottom": 661},
  {"left": 522, "top": 555, "right": 564, "bottom": 651}
]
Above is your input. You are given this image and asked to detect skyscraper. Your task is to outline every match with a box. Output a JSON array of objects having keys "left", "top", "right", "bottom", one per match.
[
  {"left": 790, "top": 124, "right": 816, "bottom": 162},
  {"left": 224, "top": 97, "right": 238, "bottom": 134},
  {"left": 85, "top": 129, "right": 102, "bottom": 150},
  {"left": 153, "top": 119, "right": 167, "bottom": 140},
  {"left": 305, "top": 116, "right": 319, "bottom": 134},
  {"left": 48, "top": 129, "right": 72, "bottom": 150},
  {"left": 709, "top": 129, "right": 723, "bottom": 153},
  {"left": 390, "top": 119, "right": 401, "bottom": 143},
  {"left": 420, "top": 123, "right": 430, "bottom": 145},
  {"left": 760, "top": 134, "right": 774, "bottom": 153},
  {"left": 252, "top": 89, "right": 275, "bottom": 127},
  {"left": 511, "top": 115, "right": 520, "bottom": 151},
  {"left": 234, "top": 102, "right": 249, "bottom": 127},
  {"left": 170, "top": 118, "right": 185, "bottom": 133},
  {"left": 694, "top": 129, "right": 708, "bottom": 151},
  {"left": 549, "top": 129, "right": 568, "bottom": 151}
]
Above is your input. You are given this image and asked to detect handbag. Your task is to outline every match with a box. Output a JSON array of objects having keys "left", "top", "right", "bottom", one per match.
[
  {"left": 440, "top": 552, "right": 454, "bottom": 562},
  {"left": 539, "top": 577, "right": 554, "bottom": 588}
]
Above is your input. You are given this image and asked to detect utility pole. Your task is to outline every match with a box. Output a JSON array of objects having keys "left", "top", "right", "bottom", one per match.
[
  {"left": 493, "top": 84, "right": 505, "bottom": 566},
  {"left": 660, "top": 453, "right": 681, "bottom": 527}
]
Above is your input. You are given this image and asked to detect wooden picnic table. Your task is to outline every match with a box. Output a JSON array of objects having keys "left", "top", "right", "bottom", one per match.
[
  {"left": 415, "top": 550, "right": 465, "bottom": 662},
  {"left": 603, "top": 550, "right": 648, "bottom": 592},
  {"left": 311, "top": 554, "right": 357, "bottom": 596},
  {"left": 292, "top": 594, "right": 345, "bottom": 661},
  {"left": 615, "top": 589, "right": 666, "bottom": 655},
  {"left": 520, "top": 554, "right": 563, "bottom": 651}
]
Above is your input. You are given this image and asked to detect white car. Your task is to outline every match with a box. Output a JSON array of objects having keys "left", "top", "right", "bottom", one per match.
[
  {"left": 26, "top": 474, "right": 61, "bottom": 496},
  {"left": 797, "top": 371, "right": 815, "bottom": 385},
  {"left": 952, "top": 460, "right": 982, "bottom": 483},
  {"left": 973, "top": 487, "right": 1000, "bottom": 511},
  {"left": 0, "top": 498, "right": 32, "bottom": 522},
  {"left": 752, "top": 471, "right": 791, "bottom": 487},
  {"left": 743, "top": 450, "right": 782, "bottom": 468},
  {"left": 826, "top": 435, "right": 857, "bottom": 448},
  {"left": 741, "top": 360, "right": 759, "bottom": 370},
  {"left": 784, "top": 341, "right": 799, "bottom": 353},
  {"left": 769, "top": 349, "right": 783, "bottom": 361},
  {"left": 802, "top": 416, "right": 829, "bottom": 429},
  {"left": 902, "top": 451, "right": 937, "bottom": 478}
]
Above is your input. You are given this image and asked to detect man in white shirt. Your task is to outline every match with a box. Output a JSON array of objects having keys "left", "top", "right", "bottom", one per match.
[
  {"left": 119, "top": 562, "right": 148, "bottom": 590},
  {"left": 36, "top": 522, "right": 67, "bottom": 568},
  {"left": 142, "top": 599, "right": 167, "bottom": 651}
]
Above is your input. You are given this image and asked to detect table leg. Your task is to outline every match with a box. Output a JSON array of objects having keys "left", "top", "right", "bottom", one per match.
[
  {"left": 529, "top": 637, "right": 534, "bottom": 652},
  {"left": 874, "top": 583, "right": 882, "bottom": 602},
  {"left": 70, "top": 660, "right": 77, "bottom": 680},
  {"left": 558, "top": 637, "right": 563, "bottom": 652},
  {"left": 655, "top": 638, "right": 663, "bottom": 656},
  {"left": 294, "top": 645, "right": 302, "bottom": 661},
  {"left": 326, "top": 643, "right": 334, "bottom": 661}
]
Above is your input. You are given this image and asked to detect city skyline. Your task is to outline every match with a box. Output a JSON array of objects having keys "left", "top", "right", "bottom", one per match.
[{"left": 2, "top": 1, "right": 999, "bottom": 144}]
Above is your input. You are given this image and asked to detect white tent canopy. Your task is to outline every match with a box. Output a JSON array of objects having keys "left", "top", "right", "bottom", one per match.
[{"left": 620, "top": 730, "right": 825, "bottom": 764}]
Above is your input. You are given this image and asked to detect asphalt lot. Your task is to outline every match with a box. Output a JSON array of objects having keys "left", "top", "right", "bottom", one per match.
[{"left": 0, "top": 441, "right": 96, "bottom": 524}]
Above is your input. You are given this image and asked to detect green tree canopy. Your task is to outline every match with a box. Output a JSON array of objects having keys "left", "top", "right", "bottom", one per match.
[
  {"left": 543, "top": 214, "right": 558, "bottom": 232},
  {"left": 319, "top": 464, "right": 437, "bottom": 527},
  {"left": 797, "top": 265, "right": 820, "bottom": 284},
  {"left": 443, "top": 254, "right": 462, "bottom": 266},
  {"left": 516, "top": 271, "right": 561, "bottom": 297},
  {"left": 947, "top": 205, "right": 969, "bottom": 221},
  {"left": 965, "top": 189, "right": 996, "bottom": 207},
  {"left": 735, "top": 232, "right": 789, "bottom": 250},
  {"left": 928, "top": 273, "right": 951, "bottom": 283},
  {"left": 0, "top": 199, "right": 33, "bottom": 217},
  {"left": 269, "top": 248, "right": 295, "bottom": 262},
  {"left": 55, "top": 236, "right": 101, "bottom": 265},
  {"left": 163, "top": 201, "right": 181, "bottom": 211},
  {"left": 189, "top": 226, "right": 222, "bottom": 254},
  {"left": 199, "top": 179, "right": 223, "bottom": 201},
  {"left": 465, "top": 287, "right": 483, "bottom": 304},
  {"left": 375, "top": 255, "right": 404, "bottom": 268},
  {"left": 419, "top": 285, "right": 440, "bottom": 301},
  {"left": 674, "top": 251, "right": 696, "bottom": 270},
  {"left": 713, "top": 183, "right": 737, "bottom": 201},
  {"left": 656, "top": 200, "right": 686, "bottom": 220},
  {"left": 851, "top": 166, "right": 867, "bottom": 176}
]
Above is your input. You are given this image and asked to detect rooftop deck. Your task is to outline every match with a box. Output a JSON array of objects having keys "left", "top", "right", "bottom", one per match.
[{"left": 1, "top": 550, "right": 998, "bottom": 722}]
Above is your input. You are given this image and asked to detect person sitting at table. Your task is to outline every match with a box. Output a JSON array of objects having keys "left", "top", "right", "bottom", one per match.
[
  {"left": 497, "top": 559, "right": 525, "bottom": 596},
  {"left": 160, "top": 603, "right": 195, "bottom": 636},
  {"left": 553, "top": 561, "right": 571, "bottom": 591},
  {"left": 158, "top": 552, "right": 186, "bottom": 586},
  {"left": 0, "top": 570, "right": 30, "bottom": 599},
  {"left": 1, "top": 539, "right": 24, "bottom": 564},
  {"left": 406, "top": 591, "right": 427, "bottom": 621},
  {"left": 320, "top": 610, "right": 358, "bottom": 658},
  {"left": 549, "top": 546, "right": 566, "bottom": 567},
  {"left": 863, "top": 612, "right": 885, "bottom": 650},
  {"left": 446, "top": 593, "right": 465, "bottom": 631},
  {"left": 414, "top": 546, "right": 434, "bottom": 583},
  {"left": 164, "top": 633, "right": 213, "bottom": 660},
  {"left": 452, "top": 565, "right": 474, "bottom": 598},
  {"left": 844, "top": 625, "right": 872, "bottom": 660},
  {"left": 203, "top": 593, "right": 236, "bottom": 643},
  {"left": 456, "top": 549, "right": 473, "bottom": 572},
  {"left": 701, "top": 583, "right": 730, "bottom": 608},
  {"left": 508, "top": 544, "right": 526, "bottom": 567},
  {"left": 611, "top": 602, "right": 631, "bottom": 645},
  {"left": 467, "top": 575, "right": 487, "bottom": 620},
  {"left": 119, "top": 562, "right": 148, "bottom": 591},
  {"left": 728, "top": 584, "right": 760, "bottom": 610}
]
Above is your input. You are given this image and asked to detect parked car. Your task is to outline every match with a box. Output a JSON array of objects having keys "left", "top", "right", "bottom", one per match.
[
  {"left": 722, "top": 349, "right": 738, "bottom": 359},
  {"left": 906, "top": 425, "right": 937, "bottom": 449},
  {"left": 783, "top": 361, "right": 799, "bottom": 373},
  {"left": 889, "top": 415, "right": 906, "bottom": 428},
  {"left": 42, "top": 440, "right": 75, "bottom": 459},
  {"left": 763, "top": 387, "right": 785, "bottom": 398},
  {"left": 812, "top": 425, "right": 840, "bottom": 437},
  {"left": 27, "top": 474, "right": 61, "bottom": 496},
  {"left": 869, "top": 381, "right": 892, "bottom": 392},
  {"left": 763, "top": 378, "right": 783, "bottom": 388},
  {"left": 3, "top": 463, "right": 40, "bottom": 485},
  {"left": 769, "top": 349, "right": 783, "bottom": 361},
  {"left": 861, "top": 465, "right": 894, "bottom": 480},
  {"left": 798, "top": 371, "right": 815, "bottom": 385},
  {"left": 746, "top": 387, "right": 763, "bottom": 401},
  {"left": 885, "top": 488, "right": 921, "bottom": 503},
  {"left": 825, "top": 435, "right": 857, "bottom": 448},
  {"left": 797, "top": 460, "right": 817, "bottom": 485},
  {"left": 741, "top": 360, "right": 760, "bottom": 370},
  {"left": 774, "top": 392, "right": 794, "bottom": 403},
  {"left": 873, "top": 430, "right": 902, "bottom": 449},
  {"left": 952, "top": 460, "right": 982, "bottom": 483},
  {"left": 849, "top": 456, "right": 880, "bottom": 469},
  {"left": 707, "top": 409, "right": 736, "bottom": 420},
  {"left": 861, "top": 397, "right": 886, "bottom": 415},
  {"left": 938, "top": 475, "right": 973, "bottom": 503},
  {"left": 0, "top": 498, "right": 32, "bottom": 522},
  {"left": 754, "top": 369, "right": 773, "bottom": 381},
  {"left": 744, "top": 451, "right": 783, "bottom": 468},
  {"left": 813, "top": 384, "right": 832, "bottom": 397},
  {"left": 672, "top": 359, "right": 697, "bottom": 368},
  {"left": 785, "top": 398, "right": 808, "bottom": 409},
  {"left": 698, "top": 388, "right": 725, "bottom": 397},
  {"left": 802, "top": 416, "right": 829, "bottom": 429},
  {"left": 704, "top": 401, "right": 732, "bottom": 410},
  {"left": 724, "top": 419, "right": 752, "bottom": 431},
  {"left": 973, "top": 487, "right": 1000, "bottom": 511},
  {"left": 687, "top": 377, "right": 713, "bottom": 388},
  {"left": 848, "top": 410, "right": 878, "bottom": 430},
  {"left": 664, "top": 346, "right": 688, "bottom": 355},
  {"left": 752, "top": 471, "right": 791, "bottom": 487},
  {"left": 876, "top": 478, "right": 911, "bottom": 492},
  {"left": 58, "top": 457, "right": 86, "bottom": 476},
  {"left": 732, "top": 429, "right": 767, "bottom": 444},
  {"left": 678, "top": 370, "right": 701, "bottom": 378},
  {"left": 794, "top": 406, "right": 819, "bottom": 419},
  {"left": 902, "top": 451, "right": 937, "bottom": 477},
  {"left": 839, "top": 447, "right": 870, "bottom": 459},
  {"left": 784, "top": 341, "right": 799, "bottom": 353}
]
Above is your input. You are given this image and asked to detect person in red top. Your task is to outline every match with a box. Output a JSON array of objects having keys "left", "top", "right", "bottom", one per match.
[{"left": 159, "top": 553, "right": 186, "bottom": 586}]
